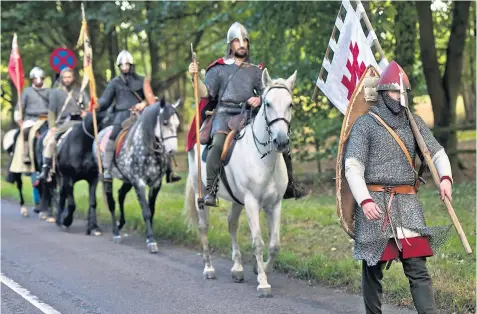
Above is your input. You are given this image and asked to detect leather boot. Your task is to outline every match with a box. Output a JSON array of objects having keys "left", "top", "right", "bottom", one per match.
[
  {"left": 204, "top": 134, "right": 226, "bottom": 207},
  {"left": 23, "top": 141, "right": 31, "bottom": 164},
  {"left": 102, "top": 140, "right": 115, "bottom": 182},
  {"left": 36, "top": 157, "right": 52, "bottom": 182},
  {"left": 165, "top": 156, "right": 181, "bottom": 183},
  {"left": 282, "top": 151, "right": 309, "bottom": 199}
]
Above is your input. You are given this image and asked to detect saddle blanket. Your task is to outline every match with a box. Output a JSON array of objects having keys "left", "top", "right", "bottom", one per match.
[{"left": 9, "top": 120, "right": 46, "bottom": 173}]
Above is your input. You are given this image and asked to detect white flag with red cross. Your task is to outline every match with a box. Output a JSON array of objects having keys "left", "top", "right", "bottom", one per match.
[{"left": 315, "top": 0, "right": 389, "bottom": 114}]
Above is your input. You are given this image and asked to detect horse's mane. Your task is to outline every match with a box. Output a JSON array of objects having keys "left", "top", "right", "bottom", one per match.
[{"left": 140, "top": 101, "right": 161, "bottom": 148}]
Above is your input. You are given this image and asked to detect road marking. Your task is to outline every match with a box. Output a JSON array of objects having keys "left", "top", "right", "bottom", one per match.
[{"left": 1, "top": 273, "right": 62, "bottom": 314}]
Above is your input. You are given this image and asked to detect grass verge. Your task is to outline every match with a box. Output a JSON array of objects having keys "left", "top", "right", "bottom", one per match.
[{"left": 1, "top": 176, "right": 475, "bottom": 313}]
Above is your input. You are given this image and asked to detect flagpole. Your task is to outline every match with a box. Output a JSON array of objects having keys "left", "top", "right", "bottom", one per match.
[
  {"left": 81, "top": 3, "right": 103, "bottom": 175},
  {"left": 14, "top": 33, "right": 24, "bottom": 155},
  {"left": 354, "top": 0, "right": 386, "bottom": 61}
]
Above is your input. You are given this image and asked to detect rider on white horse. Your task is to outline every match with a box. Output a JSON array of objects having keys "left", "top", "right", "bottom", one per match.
[{"left": 188, "top": 21, "right": 308, "bottom": 207}]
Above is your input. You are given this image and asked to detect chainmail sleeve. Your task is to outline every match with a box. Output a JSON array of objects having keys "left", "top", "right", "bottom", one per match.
[
  {"left": 344, "top": 116, "right": 372, "bottom": 205},
  {"left": 204, "top": 66, "right": 221, "bottom": 100},
  {"left": 413, "top": 114, "right": 443, "bottom": 158},
  {"left": 344, "top": 116, "right": 370, "bottom": 166},
  {"left": 255, "top": 67, "right": 264, "bottom": 95}
]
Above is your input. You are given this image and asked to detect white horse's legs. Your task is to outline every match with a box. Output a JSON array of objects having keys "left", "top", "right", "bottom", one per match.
[
  {"left": 228, "top": 203, "right": 244, "bottom": 282},
  {"left": 264, "top": 201, "right": 282, "bottom": 273},
  {"left": 196, "top": 196, "right": 216, "bottom": 279},
  {"left": 244, "top": 195, "right": 271, "bottom": 297}
]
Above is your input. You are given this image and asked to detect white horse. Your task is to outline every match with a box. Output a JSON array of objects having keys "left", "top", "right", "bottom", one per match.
[{"left": 185, "top": 68, "right": 297, "bottom": 297}]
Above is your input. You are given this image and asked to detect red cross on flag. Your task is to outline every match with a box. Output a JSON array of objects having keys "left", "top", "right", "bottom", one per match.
[{"left": 315, "top": 0, "right": 388, "bottom": 114}]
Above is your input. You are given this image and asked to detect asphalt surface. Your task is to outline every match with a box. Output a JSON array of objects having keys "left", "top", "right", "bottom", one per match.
[{"left": 1, "top": 199, "right": 416, "bottom": 314}]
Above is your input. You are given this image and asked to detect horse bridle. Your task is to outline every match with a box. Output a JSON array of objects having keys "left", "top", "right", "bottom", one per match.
[
  {"left": 158, "top": 107, "right": 180, "bottom": 142},
  {"left": 252, "top": 84, "right": 292, "bottom": 159}
]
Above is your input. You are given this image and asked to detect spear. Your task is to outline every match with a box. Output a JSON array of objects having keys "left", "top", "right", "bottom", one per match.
[
  {"left": 190, "top": 44, "right": 203, "bottom": 204},
  {"left": 400, "top": 73, "right": 472, "bottom": 254}
]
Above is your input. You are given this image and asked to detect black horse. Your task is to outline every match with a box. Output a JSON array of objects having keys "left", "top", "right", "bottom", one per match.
[
  {"left": 33, "top": 128, "right": 58, "bottom": 221},
  {"left": 53, "top": 111, "right": 109, "bottom": 235}
]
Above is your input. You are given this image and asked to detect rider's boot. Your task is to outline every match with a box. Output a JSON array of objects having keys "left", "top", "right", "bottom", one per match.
[
  {"left": 203, "top": 134, "right": 226, "bottom": 207},
  {"left": 23, "top": 141, "right": 31, "bottom": 164},
  {"left": 102, "top": 140, "right": 115, "bottom": 183},
  {"left": 36, "top": 157, "right": 52, "bottom": 182},
  {"left": 282, "top": 151, "right": 310, "bottom": 199},
  {"left": 165, "top": 155, "right": 181, "bottom": 183}
]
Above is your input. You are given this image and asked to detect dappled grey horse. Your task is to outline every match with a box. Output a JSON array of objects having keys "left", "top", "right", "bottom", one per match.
[
  {"left": 95, "top": 98, "right": 180, "bottom": 253},
  {"left": 185, "top": 69, "right": 297, "bottom": 297}
]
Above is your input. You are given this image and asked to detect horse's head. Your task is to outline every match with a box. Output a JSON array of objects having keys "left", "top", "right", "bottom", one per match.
[
  {"left": 260, "top": 68, "right": 297, "bottom": 153},
  {"left": 154, "top": 98, "right": 181, "bottom": 154}
]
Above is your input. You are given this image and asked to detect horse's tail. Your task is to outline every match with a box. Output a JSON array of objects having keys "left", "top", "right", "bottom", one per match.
[{"left": 184, "top": 175, "right": 199, "bottom": 230}]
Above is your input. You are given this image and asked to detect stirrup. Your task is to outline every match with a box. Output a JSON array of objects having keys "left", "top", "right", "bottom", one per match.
[{"left": 204, "top": 191, "right": 218, "bottom": 207}]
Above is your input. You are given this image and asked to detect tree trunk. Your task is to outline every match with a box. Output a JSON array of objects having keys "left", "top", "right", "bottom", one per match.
[
  {"left": 441, "top": 1, "right": 471, "bottom": 170},
  {"left": 462, "top": 3, "right": 476, "bottom": 125},
  {"left": 145, "top": 2, "right": 160, "bottom": 92},
  {"left": 462, "top": 83, "right": 476, "bottom": 125},
  {"left": 394, "top": 1, "right": 417, "bottom": 107},
  {"left": 416, "top": 1, "right": 447, "bottom": 127},
  {"left": 107, "top": 30, "right": 117, "bottom": 80},
  {"left": 416, "top": 1, "right": 471, "bottom": 181}
]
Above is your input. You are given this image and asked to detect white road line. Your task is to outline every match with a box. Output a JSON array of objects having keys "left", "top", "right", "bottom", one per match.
[{"left": 1, "top": 273, "right": 62, "bottom": 314}]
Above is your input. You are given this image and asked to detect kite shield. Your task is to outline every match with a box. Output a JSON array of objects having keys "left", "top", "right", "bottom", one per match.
[{"left": 336, "top": 65, "right": 380, "bottom": 238}]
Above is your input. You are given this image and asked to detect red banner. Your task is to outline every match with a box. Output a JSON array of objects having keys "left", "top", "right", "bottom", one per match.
[{"left": 8, "top": 33, "right": 25, "bottom": 91}]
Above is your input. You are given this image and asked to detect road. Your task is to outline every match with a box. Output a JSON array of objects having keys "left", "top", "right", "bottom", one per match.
[{"left": 1, "top": 199, "right": 416, "bottom": 314}]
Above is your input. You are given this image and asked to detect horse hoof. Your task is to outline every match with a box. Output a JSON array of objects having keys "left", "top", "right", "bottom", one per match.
[
  {"left": 231, "top": 270, "right": 244, "bottom": 283},
  {"left": 39, "top": 212, "right": 48, "bottom": 220},
  {"left": 20, "top": 206, "right": 29, "bottom": 217},
  {"left": 113, "top": 236, "right": 122, "bottom": 244},
  {"left": 147, "top": 242, "right": 158, "bottom": 254},
  {"left": 203, "top": 269, "right": 216, "bottom": 280},
  {"left": 46, "top": 217, "right": 56, "bottom": 223},
  {"left": 257, "top": 285, "right": 272, "bottom": 298}
]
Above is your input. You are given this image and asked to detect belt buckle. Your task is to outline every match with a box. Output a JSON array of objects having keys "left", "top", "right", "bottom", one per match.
[{"left": 383, "top": 186, "right": 394, "bottom": 193}]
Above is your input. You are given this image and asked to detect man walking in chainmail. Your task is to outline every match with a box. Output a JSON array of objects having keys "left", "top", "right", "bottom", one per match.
[
  {"left": 344, "top": 60, "right": 453, "bottom": 313},
  {"left": 188, "top": 21, "right": 308, "bottom": 207}
]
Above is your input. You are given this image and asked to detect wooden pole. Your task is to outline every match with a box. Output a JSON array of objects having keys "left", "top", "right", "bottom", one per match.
[
  {"left": 191, "top": 44, "right": 203, "bottom": 200},
  {"left": 81, "top": 3, "right": 102, "bottom": 175},
  {"left": 13, "top": 33, "right": 25, "bottom": 158},
  {"left": 406, "top": 107, "right": 472, "bottom": 254},
  {"left": 400, "top": 73, "right": 472, "bottom": 254},
  {"left": 355, "top": 0, "right": 387, "bottom": 61}
]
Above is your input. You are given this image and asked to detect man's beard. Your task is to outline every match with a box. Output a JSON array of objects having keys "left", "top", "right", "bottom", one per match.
[
  {"left": 63, "top": 81, "right": 73, "bottom": 89},
  {"left": 234, "top": 49, "right": 248, "bottom": 58}
]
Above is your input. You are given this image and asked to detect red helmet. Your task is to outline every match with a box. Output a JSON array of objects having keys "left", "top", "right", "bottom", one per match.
[{"left": 376, "top": 60, "right": 411, "bottom": 91}]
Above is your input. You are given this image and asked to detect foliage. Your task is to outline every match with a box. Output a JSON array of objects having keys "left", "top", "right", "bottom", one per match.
[{"left": 0, "top": 0, "right": 474, "bottom": 168}]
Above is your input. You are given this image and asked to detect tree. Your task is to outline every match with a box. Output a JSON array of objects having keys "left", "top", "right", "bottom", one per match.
[
  {"left": 461, "top": 1, "right": 476, "bottom": 125},
  {"left": 394, "top": 1, "right": 418, "bottom": 107},
  {"left": 416, "top": 1, "right": 471, "bottom": 172}
]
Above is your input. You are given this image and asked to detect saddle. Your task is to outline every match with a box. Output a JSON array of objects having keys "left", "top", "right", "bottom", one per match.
[
  {"left": 220, "top": 112, "right": 248, "bottom": 165},
  {"left": 56, "top": 127, "right": 75, "bottom": 156}
]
